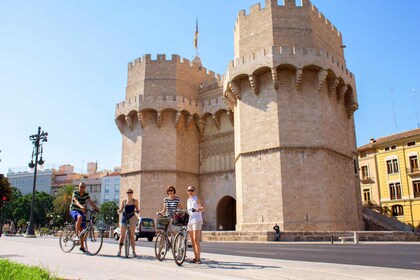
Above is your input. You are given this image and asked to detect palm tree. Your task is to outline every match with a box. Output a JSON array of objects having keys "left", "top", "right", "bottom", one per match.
[{"left": 53, "top": 185, "right": 74, "bottom": 223}]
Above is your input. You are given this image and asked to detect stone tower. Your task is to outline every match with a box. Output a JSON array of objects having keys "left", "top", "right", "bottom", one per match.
[
  {"left": 115, "top": 54, "right": 232, "bottom": 223},
  {"left": 223, "top": 0, "right": 362, "bottom": 231},
  {"left": 115, "top": 0, "right": 363, "bottom": 231}
]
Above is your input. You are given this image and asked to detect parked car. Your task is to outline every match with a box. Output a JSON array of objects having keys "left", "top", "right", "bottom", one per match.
[
  {"left": 113, "top": 217, "right": 156, "bottom": 242},
  {"left": 135, "top": 217, "right": 156, "bottom": 242}
]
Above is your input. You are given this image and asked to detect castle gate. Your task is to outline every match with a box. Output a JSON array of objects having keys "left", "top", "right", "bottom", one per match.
[{"left": 217, "top": 196, "right": 236, "bottom": 230}]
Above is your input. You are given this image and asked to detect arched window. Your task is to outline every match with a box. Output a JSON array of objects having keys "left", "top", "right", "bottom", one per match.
[{"left": 391, "top": 205, "right": 404, "bottom": 216}]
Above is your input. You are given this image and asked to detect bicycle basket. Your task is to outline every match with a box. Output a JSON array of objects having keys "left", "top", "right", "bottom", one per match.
[
  {"left": 172, "top": 212, "right": 189, "bottom": 226},
  {"left": 156, "top": 217, "right": 170, "bottom": 230}
]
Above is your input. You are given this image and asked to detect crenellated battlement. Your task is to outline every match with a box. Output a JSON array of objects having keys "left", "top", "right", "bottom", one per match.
[
  {"left": 115, "top": 92, "right": 228, "bottom": 118},
  {"left": 228, "top": 46, "right": 353, "bottom": 80},
  {"left": 127, "top": 54, "right": 221, "bottom": 82},
  {"left": 236, "top": 0, "right": 340, "bottom": 38}
]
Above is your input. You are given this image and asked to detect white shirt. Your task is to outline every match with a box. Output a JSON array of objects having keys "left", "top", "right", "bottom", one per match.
[{"left": 187, "top": 195, "right": 202, "bottom": 223}]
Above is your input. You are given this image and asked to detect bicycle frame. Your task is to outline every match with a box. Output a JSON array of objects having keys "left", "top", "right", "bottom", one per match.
[{"left": 59, "top": 209, "right": 103, "bottom": 255}]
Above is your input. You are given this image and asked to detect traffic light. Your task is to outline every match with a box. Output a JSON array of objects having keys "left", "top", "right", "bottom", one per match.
[{"left": 2, "top": 196, "right": 6, "bottom": 207}]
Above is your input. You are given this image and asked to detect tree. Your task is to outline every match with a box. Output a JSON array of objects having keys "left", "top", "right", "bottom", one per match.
[
  {"left": 11, "top": 191, "right": 53, "bottom": 228},
  {"left": 0, "top": 174, "right": 12, "bottom": 208},
  {"left": 53, "top": 185, "right": 74, "bottom": 223},
  {"left": 99, "top": 201, "right": 119, "bottom": 227},
  {"left": 1, "top": 187, "right": 21, "bottom": 224}
]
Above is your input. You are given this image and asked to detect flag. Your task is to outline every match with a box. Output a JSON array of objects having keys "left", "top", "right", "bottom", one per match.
[{"left": 194, "top": 18, "right": 198, "bottom": 49}]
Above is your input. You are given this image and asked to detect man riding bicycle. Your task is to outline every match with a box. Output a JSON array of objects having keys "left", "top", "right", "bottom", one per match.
[{"left": 70, "top": 182, "right": 100, "bottom": 253}]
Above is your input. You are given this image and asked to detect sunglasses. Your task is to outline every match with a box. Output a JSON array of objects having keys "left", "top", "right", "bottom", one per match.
[
  {"left": 167, "top": 190, "right": 174, "bottom": 193},
  {"left": 187, "top": 189, "right": 194, "bottom": 192},
  {"left": 126, "top": 192, "right": 133, "bottom": 194}
]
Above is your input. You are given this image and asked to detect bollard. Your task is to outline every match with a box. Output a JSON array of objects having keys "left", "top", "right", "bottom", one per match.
[{"left": 331, "top": 234, "right": 334, "bottom": 244}]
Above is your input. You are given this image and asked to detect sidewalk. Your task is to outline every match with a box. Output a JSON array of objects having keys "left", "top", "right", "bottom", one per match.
[{"left": 1, "top": 236, "right": 420, "bottom": 280}]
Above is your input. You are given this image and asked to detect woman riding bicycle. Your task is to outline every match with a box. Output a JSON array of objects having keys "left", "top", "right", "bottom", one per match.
[{"left": 117, "top": 188, "right": 140, "bottom": 257}]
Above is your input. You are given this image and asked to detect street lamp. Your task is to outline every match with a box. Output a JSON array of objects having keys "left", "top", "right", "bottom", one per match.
[{"left": 25, "top": 126, "right": 48, "bottom": 238}]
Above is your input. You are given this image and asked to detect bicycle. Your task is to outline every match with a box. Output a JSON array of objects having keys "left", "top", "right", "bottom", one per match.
[
  {"left": 172, "top": 209, "right": 190, "bottom": 266},
  {"left": 154, "top": 214, "right": 171, "bottom": 261},
  {"left": 122, "top": 212, "right": 139, "bottom": 258},
  {"left": 59, "top": 209, "right": 103, "bottom": 255}
]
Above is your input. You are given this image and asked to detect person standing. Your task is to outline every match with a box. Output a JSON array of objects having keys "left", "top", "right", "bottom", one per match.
[
  {"left": 273, "top": 223, "right": 281, "bottom": 241},
  {"left": 157, "top": 185, "right": 184, "bottom": 235},
  {"left": 117, "top": 188, "right": 140, "bottom": 257},
  {"left": 187, "top": 185, "right": 204, "bottom": 264},
  {"left": 70, "top": 183, "right": 100, "bottom": 253}
]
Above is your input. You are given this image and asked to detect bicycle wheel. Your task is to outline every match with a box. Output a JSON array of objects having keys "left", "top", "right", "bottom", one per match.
[
  {"left": 59, "top": 226, "right": 76, "bottom": 253},
  {"left": 84, "top": 226, "right": 103, "bottom": 256},
  {"left": 172, "top": 232, "right": 187, "bottom": 266},
  {"left": 124, "top": 228, "right": 131, "bottom": 258},
  {"left": 154, "top": 232, "right": 168, "bottom": 261}
]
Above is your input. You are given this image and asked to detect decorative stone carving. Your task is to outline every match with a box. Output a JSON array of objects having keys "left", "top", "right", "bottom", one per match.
[
  {"left": 137, "top": 111, "right": 144, "bottom": 129},
  {"left": 327, "top": 77, "right": 339, "bottom": 97},
  {"left": 317, "top": 69, "right": 328, "bottom": 92},
  {"left": 200, "top": 132, "right": 234, "bottom": 159},
  {"left": 295, "top": 69, "right": 303, "bottom": 91},
  {"left": 271, "top": 68, "right": 278, "bottom": 90},
  {"left": 248, "top": 74, "right": 259, "bottom": 95}
]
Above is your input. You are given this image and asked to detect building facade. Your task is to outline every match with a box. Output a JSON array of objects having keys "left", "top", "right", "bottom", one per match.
[
  {"left": 115, "top": 0, "right": 362, "bottom": 231},
  {"left": 358, "top": 129, "right": 420, "bottom": 229},
  {"left": 7, "top": 169, "right": 53, "bottom": 195},
  {"left": 101, "top": 173, "right": 121, "bottom": 205}
]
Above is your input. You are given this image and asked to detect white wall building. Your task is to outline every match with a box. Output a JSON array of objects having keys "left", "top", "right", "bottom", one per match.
[
  {"left": 101, "top": 173, "right": 120, "bottom": 205},
  {"left": 7, "top": 169, "right": 53, "bottom": 195}
]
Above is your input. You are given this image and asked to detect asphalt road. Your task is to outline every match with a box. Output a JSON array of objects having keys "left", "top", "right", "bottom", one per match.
[{"left": 106, "top": 238, "right": 420, "bottom": 270}]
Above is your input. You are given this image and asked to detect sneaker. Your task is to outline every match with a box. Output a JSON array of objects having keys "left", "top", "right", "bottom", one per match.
[
  {"left": 79, "top": 247, "right": 86, "bottom": 253},
  {"left": 73, "top": 235, "right": 80, "bottom": 242},
  {"left": 132, "top": 252, "right": 137, "bottom": 258},
  {"left": 195, "top": 259, "right": 202, "bottom": 264},
  {"left": 189, "top": 258, "right": 197, "bottom": 263},
  {"left": 117, "top": 252, "right": 121, "bottom": 257}
]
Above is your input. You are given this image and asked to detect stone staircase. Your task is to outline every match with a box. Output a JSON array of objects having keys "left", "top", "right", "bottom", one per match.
[{"left": 362, "top": 207, "right": 413, "bottom": 232}]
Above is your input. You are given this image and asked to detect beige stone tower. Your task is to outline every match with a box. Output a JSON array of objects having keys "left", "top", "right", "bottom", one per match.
[
  {"left": 115, "top": 55, "right": 231, "bottom": 223},
  {"left": 223, "top": 0, "right": 362, "bottom": 231},
  {"left": 116, "top": 0, "right": 363, "bottom": 231}
]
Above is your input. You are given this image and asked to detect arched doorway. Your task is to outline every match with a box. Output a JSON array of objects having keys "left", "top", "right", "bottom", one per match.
[{"left": 217, "top": 196, "right": 236, "bottom": 230}]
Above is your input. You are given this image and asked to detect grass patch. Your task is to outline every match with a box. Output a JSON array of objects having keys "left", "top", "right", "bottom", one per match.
[{"left": 0, "top": 259, "right": 62, "bottom": 280}]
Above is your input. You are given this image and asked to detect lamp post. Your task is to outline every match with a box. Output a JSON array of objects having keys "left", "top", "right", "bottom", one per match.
[{"left": 25, "top": 126, "right": 48, "bottom": 238}]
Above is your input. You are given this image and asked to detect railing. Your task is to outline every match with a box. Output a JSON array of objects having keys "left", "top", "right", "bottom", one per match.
[
  {"left": 406, "top": 168, "right": 420, "bottom": 175},
  {"left": 360, "top": 176, "right": 375, "bottom": 183}
]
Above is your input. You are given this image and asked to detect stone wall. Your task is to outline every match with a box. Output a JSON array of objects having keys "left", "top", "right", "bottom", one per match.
[{"left": 203, "top": 231, "right": 420, "bottom": 242}]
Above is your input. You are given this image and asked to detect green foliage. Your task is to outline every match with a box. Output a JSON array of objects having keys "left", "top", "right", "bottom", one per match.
[
  {"left": 0, "top": 174, "right": 12, "bottom": 207},
  {"left": 99, "top": 201, "right": 119, "bottom": 226},
  {"left": 0, "top": 258, "right": 62, "bottom": 280},
  {"left": 1, "top": 187, "right": 22, "bottom": 224},
  {"left": 52, "top": 185, "right": 74, "bottom": 223},
  {"left": 1, "top": 189, "right": 53, "bottom": 227}
]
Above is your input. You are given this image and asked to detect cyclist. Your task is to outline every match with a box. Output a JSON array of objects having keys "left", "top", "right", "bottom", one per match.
[
  {"left": 69, "top": 182, "right": 100, "bottom": 253},
  {"left": 156, "top": 185, "right": 184, "bottom": 236},
  {"left": 117, "top": 188, "right": 140, "bottom": 257}
]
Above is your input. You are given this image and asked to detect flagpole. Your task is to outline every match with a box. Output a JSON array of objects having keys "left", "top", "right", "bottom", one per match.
[{"left": 194, "top": 18, "right": 199, "bottom": 58}]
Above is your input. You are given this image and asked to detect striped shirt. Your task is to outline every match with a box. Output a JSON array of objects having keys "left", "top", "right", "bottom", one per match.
[
  {"left": 70, "top": 191, "right": 90, "bottom": 211},
  {"left": 164, "top": 197, "right": 180, "bottom": 218}
]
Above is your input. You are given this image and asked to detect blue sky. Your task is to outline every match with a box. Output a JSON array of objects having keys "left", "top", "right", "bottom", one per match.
[{"left": 0, "top": 0, "right": 419, "bottom": 175}]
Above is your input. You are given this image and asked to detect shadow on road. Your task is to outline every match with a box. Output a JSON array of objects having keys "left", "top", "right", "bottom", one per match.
[{"left": 202, "top": 259, "right": 281, "bottom": 270}]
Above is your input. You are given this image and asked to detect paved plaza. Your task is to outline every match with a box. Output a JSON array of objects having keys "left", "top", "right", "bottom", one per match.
[{"left": 1, "top": 236, "right": 420, "bottom": 279}]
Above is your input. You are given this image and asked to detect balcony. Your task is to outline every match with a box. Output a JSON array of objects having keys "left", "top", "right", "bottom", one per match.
[
  {"left": 360, "top": 176, "right": 375, "bottom": 184},
  {"left": 406, "top": 168, "right": 420, "bottom": 176}
]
